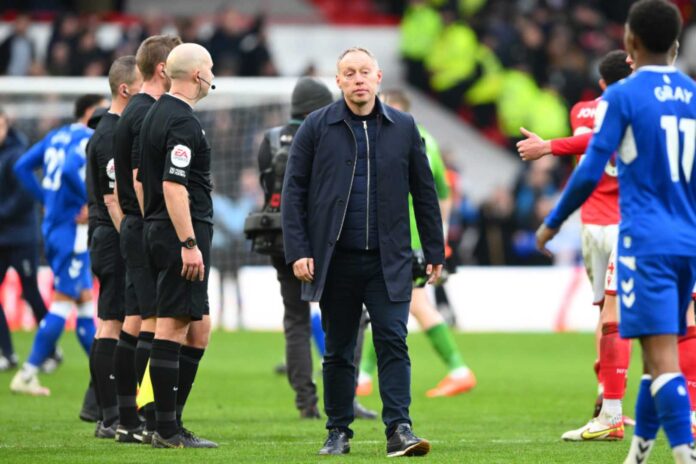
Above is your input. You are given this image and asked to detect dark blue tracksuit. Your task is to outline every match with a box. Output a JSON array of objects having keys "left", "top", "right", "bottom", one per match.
[
  {"left": 282, "top": 99, "right": 444, "bottom": 438},
  {"left": 0, "top": 127, "right": 48, "bottom": 356}
]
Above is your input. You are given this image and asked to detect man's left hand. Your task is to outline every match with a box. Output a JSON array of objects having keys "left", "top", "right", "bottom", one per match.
[
  {"left": 425, "top": 264, "right": 443, "bottom": 285},
  {"left": 535, "top": 223, "right": 559, "bottom": 257}
]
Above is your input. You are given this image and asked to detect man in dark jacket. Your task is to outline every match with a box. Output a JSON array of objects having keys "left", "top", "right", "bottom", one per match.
[
  {"left": 282, "top": 47, "right": 444, "bottom": 457},
  {"left": 255, "top": 77, "right": 377, "bottom": 421},
  {"left": 0, "top": 110, "right": 49, "bottom": 369}
]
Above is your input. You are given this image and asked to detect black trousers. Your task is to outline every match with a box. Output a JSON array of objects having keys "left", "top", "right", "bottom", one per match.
[
  {"left": 320, "top": 248, "right": 411, "bottom": 437},
  {"left": 0, "top": 244, "right": 48, "bottom": 322},
  {"left": 271, "top": 255, "right": 318, "bottom": 410}
]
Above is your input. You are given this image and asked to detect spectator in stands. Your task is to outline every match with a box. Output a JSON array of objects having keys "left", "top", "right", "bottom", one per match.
[
  {"left": 474, "top": 186, "right": 516, "bottom": 265},
  {"left": 400, "top": 0, "right": 442, "bottom": 90},
  {"left": 513, "top": 156, "right": 559, "bottom": 232},
  {"left": 0, "top": 13, "right": 35, "bottom": 76},
  {"left": 424, "top": 8, "right": 480, "bottom": 111},
  {"left": 46, "top": 13, "right": 80, "bottom": 76},
  {"left": 237, "top": 14, "right": 277, "bottom": 77},
  {"left": 70, "top": 31, "right": 106, "bottom": 76},
  {"left": 209, "top": 7, "right": 244, "bottom": 76}
]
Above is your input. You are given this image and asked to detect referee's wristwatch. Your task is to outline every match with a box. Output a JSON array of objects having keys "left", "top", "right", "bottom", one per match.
[{"left": 181, "top": 236, "right": 197, "bottom": 249}]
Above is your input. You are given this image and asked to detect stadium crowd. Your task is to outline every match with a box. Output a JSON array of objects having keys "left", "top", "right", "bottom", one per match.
[
  {"left": 0, "top": 8, "right": 277, "bottom": 78},
  {"left": 399, "top": 0, "right": 696, "bottom": 144},
  {"left": 398, "top": 0, "right": 696, "bottom": 267}
]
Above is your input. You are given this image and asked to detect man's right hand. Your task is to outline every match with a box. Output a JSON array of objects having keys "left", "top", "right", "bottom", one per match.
[
  {"left": 293, "top": 257, "right": 314, "bottom": 283},
  {"left": 181, "top": 246, "right": 205, "bottom": 281},
  {"left": 517, "top": 127, "right": 552, "bottom": 161}
]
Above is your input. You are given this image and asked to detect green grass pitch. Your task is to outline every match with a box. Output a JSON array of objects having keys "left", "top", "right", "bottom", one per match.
[{"left": 0, "top": 331, "right": 675, "bottom": 463}]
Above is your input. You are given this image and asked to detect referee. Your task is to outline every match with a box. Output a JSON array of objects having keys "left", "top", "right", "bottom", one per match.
[
  {"left": 86, "top": 55, "right": 142, "bottom": 439},
  {"left": 113, "top": 34, "right": 181, "bottom": 442},
  {"left": 138, "top": 43, "right": 216, "bottom": 449}
]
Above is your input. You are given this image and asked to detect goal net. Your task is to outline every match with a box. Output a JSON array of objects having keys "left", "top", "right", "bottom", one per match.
[{"left": 0, "top": 76, "right": 336, "bottom": 330}]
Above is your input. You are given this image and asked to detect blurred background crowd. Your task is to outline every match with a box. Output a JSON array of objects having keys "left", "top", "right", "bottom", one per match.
[{"left": 1, "top": 0, "right": 695, "bottom": 271}]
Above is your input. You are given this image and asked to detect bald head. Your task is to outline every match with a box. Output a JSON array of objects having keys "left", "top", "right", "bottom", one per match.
[{"left": 166, "top": 43, "right": 213, "bottom": 81}]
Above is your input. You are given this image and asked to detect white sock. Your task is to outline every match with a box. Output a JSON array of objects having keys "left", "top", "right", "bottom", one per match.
[
  {"left": 600, "top": 399, "right": 622, "bottom": 422},
  {"left": 624, "top": 436, "right": 655, "bottom": 464},
  {"left": 21, "top": 362, "right": 39, "bottom": 381},
  {"left": 449, "top": 367, "right": 472, "bottom": 379},
  {"left": 672, "top": 444, "right": 695, "bottom": 464}
]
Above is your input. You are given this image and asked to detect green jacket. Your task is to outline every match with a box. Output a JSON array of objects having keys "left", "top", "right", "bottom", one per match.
[
  {"left": 496, "top": 69, "right": 540, "bottom": 137},
  {"left": 400, "top": 4, "right": 443, "bottom": 61},
  {"left": 527, "top": 89, "right": 569, "bottom": 140},
  {"left": 465, "top": 45, "right": 504, "bottom": 105},
  {"left": 425, "top": 22, "right": 478, "bottom": 92}
]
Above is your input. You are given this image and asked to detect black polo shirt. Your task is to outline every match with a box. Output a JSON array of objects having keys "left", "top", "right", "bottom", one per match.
[
  {"left": 113, "top": 92, "right": 156, "bottom": 216},
  {"left": 138, "top": 93, "right": 213, "bottom": 224},
  {"left": 86, "top": 112, "right": 119, "bottom": 235}
]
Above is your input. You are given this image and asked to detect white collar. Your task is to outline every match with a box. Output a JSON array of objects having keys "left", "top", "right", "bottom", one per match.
[{"left": 637, "top": 65, "right": 678, "bottom": 73}]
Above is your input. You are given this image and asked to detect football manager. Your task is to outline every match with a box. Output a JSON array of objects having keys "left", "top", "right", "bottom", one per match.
[{"left": 281, "top": 46, "right": 444, "bottom": 457}]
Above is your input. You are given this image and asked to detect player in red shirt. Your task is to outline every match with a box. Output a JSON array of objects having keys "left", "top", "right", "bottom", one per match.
[
  {"left": 520, "top": 43, "right": 696, "bottom": 441},
  {"left": 518, "top": 50, "right": 632, "bottom": 441}
]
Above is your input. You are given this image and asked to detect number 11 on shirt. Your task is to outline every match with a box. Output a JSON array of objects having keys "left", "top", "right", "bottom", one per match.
[{"left": 660, "top": 116, "right": 695, "bottom": 183}]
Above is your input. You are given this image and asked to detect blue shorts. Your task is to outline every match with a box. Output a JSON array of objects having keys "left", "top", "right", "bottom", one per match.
[
  {"left": 44, "top": 223, "right": 92, "bottom": 299},
  {"left": 618, "top": 253, "right": 696, "bottom": 339}
]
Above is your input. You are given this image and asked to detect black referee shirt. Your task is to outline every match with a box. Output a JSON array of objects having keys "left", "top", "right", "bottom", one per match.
[
  {"left": 87, "top": 112, "right": 119, "bottom": 235},
  {"left": 113, "top": 93, "right": 156, "bottom": 216},
  {"left": 138, "top": 94, "right": 213, "bottom": 224}
]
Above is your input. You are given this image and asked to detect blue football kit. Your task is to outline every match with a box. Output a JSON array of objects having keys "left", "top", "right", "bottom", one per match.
[
  {"left": 546, "top": 66, "right": 696, "bottom": 339},
  {"left": 546, "top": 64, "right": 696, "bottom": 453},
  {"left": 13, "top": 122, "right": 96, "bottom": 367},
  {"left": 14, "top": 123, "right": 93, "bottom": 298}
]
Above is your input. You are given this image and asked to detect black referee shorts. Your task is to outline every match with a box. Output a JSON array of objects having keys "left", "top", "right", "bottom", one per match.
[
  {"left": 119, "top": 214, "right": 157, "bottom": 319},
  {"left": 90, "top": 225, "right": 125, "bottom": 322},
  {"left": 144, "top": 220, "right": 211, "bottom": 321}
]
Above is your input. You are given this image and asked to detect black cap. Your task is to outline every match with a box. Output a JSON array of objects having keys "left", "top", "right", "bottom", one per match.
[{"left": 291, "top": 77, "right": 333, "bottom": 118}]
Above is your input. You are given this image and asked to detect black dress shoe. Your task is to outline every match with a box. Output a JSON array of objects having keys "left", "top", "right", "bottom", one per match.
[
  {"left": 318, "top": 428, "right": 350, "bottom": 455},
  {"left": 354, "top": 400, "right": 378, "bottom": 420},
  {"left": 386, "top": 423, "right": 431, "bottom": 457},
  {"left": 300, "top": 404, "right": 321, "bottom": 419}
]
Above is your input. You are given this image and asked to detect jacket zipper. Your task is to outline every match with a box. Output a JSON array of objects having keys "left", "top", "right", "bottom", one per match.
[
  {"left": 336, "top": 121, "right": 358, "bottom": 242},
  {"left": 363, "top": 120, "right": 370, "bottom": 250}
]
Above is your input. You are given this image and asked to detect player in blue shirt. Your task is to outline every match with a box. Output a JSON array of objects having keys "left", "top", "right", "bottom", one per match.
[
  {"left": 536, "top": 2, "right": 696, "bottom": 462},
  {"left": 10, "top": 94, "right": 107, "bottom": 397}
]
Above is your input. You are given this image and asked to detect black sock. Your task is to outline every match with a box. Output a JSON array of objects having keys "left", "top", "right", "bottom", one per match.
[
  {"left": 95, "top": 338, "right": 119, "bottom": 426},
  {"left": 114, "top": 331, "right": 140, "bottom": 428},
  {"left": 135, "top": 331, "right": 154, "bottom": 383},
  {"left": 177, "top": 346, "right": 205, "bottom": 427},
  {"left": 143, "top": 403, "right": 157, "bottom": 431},
  {"left": 88, "top": 339, "right": 102, "bottom": 409},
  {"left": 150, "top": 339, "right": 181, "bottom": 438}
]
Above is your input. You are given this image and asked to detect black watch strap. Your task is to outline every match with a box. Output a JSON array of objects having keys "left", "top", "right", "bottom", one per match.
[{"left": 181, "top": 236, "right": 197, "bottom": 249}]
